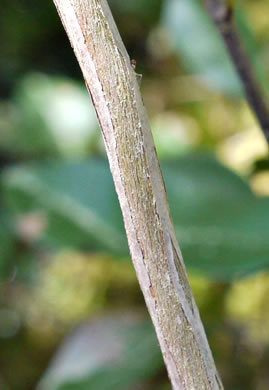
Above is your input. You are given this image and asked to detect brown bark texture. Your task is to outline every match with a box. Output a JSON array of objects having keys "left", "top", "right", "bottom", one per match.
[{"left": 52, "top": 0, "right": 224, "bottom": 389}]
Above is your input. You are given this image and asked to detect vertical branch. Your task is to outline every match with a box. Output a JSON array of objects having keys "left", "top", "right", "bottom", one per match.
[
  {"left": 204, "top": 0, "right": 269, "bottom": 144},
  {"left": 52, "top": 0, "right": 223, "bottom": 389}
]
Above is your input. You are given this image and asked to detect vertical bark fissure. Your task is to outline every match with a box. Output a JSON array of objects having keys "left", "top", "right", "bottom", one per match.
[{"left": 52, "top": 0, "right": 224, "bottom": 388}]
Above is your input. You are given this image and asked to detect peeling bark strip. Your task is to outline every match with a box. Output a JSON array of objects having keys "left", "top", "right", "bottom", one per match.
[{"left": 52, "top": 0, "right": 223, "bottom": 388}]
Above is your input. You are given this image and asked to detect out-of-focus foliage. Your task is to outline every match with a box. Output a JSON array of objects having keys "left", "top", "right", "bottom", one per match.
[
  {"left": 2, "top": 159, "right": 127, "bottom": 254},
  {"left": 162, "top": 0, "right": 242, "bottom": 95},
  {"left": 37, "top": 313, "right": 166, "bottom": 390},
  {"left": 1, "top": 0, "right": 269, "bottom": 389},
  {"left": 55, "top": 320, "right": 163, "bottom": 390},
  {"left": 2, "top": 154, "right": 269, "bottom": 281},
  {"left": 226, "top": 272, "right": 269, "bottom": 345},
  {"left": 162, "top": 0, "right": 268, "bottom": 97},
  {"left": 0, "top": 74, "right": 100, "bottom": 158},
  {"left": 13, "top": 252, "right": 139, "bottom": 328}
]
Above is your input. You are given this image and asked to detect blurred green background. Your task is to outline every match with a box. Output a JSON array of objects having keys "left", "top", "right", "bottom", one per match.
[{"left": 1, "top": 0, "right": 269, "bottom": 389}]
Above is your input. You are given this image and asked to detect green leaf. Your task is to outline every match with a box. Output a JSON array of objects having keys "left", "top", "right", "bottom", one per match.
[
  {"left": 2, "top": 160, "right": 127, "bottom": 254},
  {"left": 0, "top": 73, "right": 100, "bottom": 158},
  {"left": 56, "top": 321, "right": 163, "bottom": 390},
  {"left": 161, "top": 0, "right": 244, "bottom": 95},
  {"left": 2, "top": 154, "right": 269, "bottom": 280},
  {"left": 39, "top": 315, "right": 163, "bottom": 390},
  {"left": 163, "top": 154, "right": 269, "bottom": 279}
]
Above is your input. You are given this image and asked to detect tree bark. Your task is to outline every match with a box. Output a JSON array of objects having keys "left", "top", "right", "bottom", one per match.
[{"left": 52, "top": 0, "right": 224, "bottom": 388}]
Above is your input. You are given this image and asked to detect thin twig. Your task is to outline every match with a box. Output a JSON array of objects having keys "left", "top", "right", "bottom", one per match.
[{"left": 204, "top": 0, "right": 269, "bottom": 144}]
